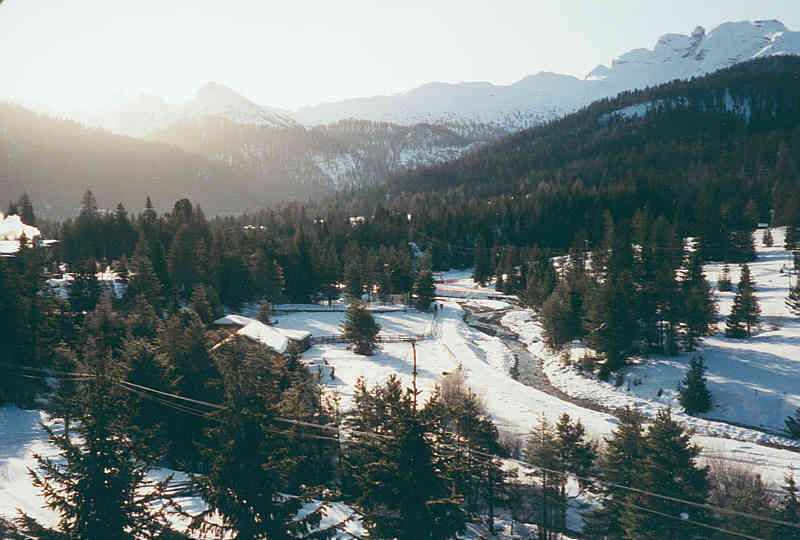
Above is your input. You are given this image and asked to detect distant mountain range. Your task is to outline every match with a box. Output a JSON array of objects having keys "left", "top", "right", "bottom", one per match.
[
  {"left": 5, "top": 19, "right": 800, "bottom": 220},
  {"left": 81, "top": 19, "right": 800, "bottom": 137}
]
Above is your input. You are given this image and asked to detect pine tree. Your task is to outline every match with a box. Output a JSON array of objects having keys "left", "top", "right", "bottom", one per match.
[
  {"left": 352, "top": 384, "right": 465, "bottom": 540},
  {"left": 524, "top": 415, "right": 563, "bottom": 540},
  {"left": 718, "top": 263, "right": 733, "bottom": 292},
  {"left": 156, "top": 310, "right": 219, "bottom": 468},
  {"left": 343, "top": 301, "right": 380, "bottom": 355},
  {"left": 121, "top": 336, "right": 168, "bottom": 455},
  {"left": 189, "top": 284, "right": 217, "bottom": 325},
  {"left": 68, "top": 259, "right": 101, "bottom": 313},
  {"left": 125, "top": 237, "right": 164, "bottom": 308},
  {"left": 620, "top": 408, "right": 711, "bottom": 540},
  {"left": 728, "top": 229, "right": 756, "bottom": 263},
  {"left": 17, "top": 192, "right": 35, "bottom": 226},
  {"left": 472, "top": 234, "right": 491, "bottom": 286},
  {"left": 678, "top": 356, "right": 712, "bottom": 415},
  {"left": 523, "top": 252, "right": 557, "bottom": 310},
  {"left": 18, "top": 340, "right": 180, "bottom": 539},
  {"left": 582, "top": 407, "right": 645, "bottom": 540},
  {"left": 552, "top": 413, "right": 595, "bottom": 531},
  {"left": 344, "top": 260, "right": 363, "bottom": 300},
  {"left": 775, "top": 468, "right": 800, "bottom": 539},
  {"left": 682, "top": 248, "right": 718, "bottom": 351},
  {"left": 725, "top": 264, "right": 760, "bottom": 338},
  {"left": 413, "top": 268, "right": 436, "bottom": 311},
  {"left": 586, "top": 270, "right": 637, "bottom": 375},
  {"left": 43, "top": 342, "right": 80, "bottom": 438},
  {"left": 192, "top": 338, "right": 329, "bottom": 539},
  {"left": 787, "top": 225, "right": 800, "bottom": 251},
  {"left": 423, "top": 374, "right": 505, "bottom": 525},
  {"left": 126, "top": 294, "right": 162, "bottom": 340}
]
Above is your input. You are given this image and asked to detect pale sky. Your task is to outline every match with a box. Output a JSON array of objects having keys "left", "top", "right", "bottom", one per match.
[{"left": 2, "top": 0, "right": 799, "bottom": 112}]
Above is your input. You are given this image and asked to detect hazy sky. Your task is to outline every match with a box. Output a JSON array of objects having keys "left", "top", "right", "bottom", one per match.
[{"left": 2, "top": 0, "right": 799, "bottom": 112}]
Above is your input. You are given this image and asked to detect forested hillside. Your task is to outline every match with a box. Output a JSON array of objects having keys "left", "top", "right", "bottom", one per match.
[
  {"left": 0, "top": 104, "right": 308, "bottom": 219},
  {"left": 346, "top": 56, "right": 800, "bottom": 256},
  {"left": 0, "top": 104, "right": 484, "bottom": 220}
]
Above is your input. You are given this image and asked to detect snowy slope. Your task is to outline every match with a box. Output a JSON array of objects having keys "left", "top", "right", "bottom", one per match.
[
  {"left": 297, "top": 19, "right": 800, "bottom": 131},
  {"left": 587, "top": 20, "right": 799, "bottom": 88},
  {"left": 295, "top": 72, "right": 592, "bottom": 133},
  {"left": 503, "top": 227, "right": 800, "bottom": 448}
]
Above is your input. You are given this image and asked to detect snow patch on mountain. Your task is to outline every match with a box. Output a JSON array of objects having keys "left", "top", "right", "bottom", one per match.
[{"left": 601, "top": 88, "right": 762, "bottom": 124}]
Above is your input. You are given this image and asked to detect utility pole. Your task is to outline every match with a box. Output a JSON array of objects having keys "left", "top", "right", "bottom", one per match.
[{"left": 411, "top": 340, "right": 418, "bottom": 410}]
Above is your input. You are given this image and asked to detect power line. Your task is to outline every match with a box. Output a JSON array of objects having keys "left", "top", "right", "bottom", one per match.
[
  {"left": 617, "top": 499, "right": 768, "bottom": 540},
  {"left": 7, "top": 362, "right": 799, "bottom": 532}
]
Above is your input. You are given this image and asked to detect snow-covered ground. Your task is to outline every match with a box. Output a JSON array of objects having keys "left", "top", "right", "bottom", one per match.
[
  {"left": 274, "top": 309, "right": 434, "bottom": 338},
  {"left": 3, "top": 233, "right": 800, "bottom": 533},
  {"left": 502, "top": 228, "right": 800, "bottom": 446}
]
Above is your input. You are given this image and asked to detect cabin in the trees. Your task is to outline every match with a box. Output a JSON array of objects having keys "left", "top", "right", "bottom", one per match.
[{"left": 213, "top": 315, "right": 311, "bottom": 354}]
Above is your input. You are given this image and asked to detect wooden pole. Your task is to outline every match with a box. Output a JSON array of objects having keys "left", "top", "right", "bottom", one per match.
[{"left": 412, "top": 340, "right": 417, "bottom": 410}]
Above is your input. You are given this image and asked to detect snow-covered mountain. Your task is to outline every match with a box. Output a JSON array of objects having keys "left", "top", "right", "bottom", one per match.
[
  {"left": 50, "top": 19, "right": 800, "bottom": 195},
  {"left": 89, "top": 82, "right": 300, "bottom": 137},
  {"left": 586, "top": 20, "right": 800, "bottom": 87},
  {"left": 296, "top": 19, "right": 800, "bottom": 131},
  {"left": 84, "top": 20, "right": 799, "bottom": 138}
]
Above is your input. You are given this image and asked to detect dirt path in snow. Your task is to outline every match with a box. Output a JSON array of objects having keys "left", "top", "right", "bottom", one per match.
[
  {"left": 460, "top": 304, "right": 613, "bottom": 416},
  {"left": 461, "top": 303, "right": 800, "bottom": 451}
]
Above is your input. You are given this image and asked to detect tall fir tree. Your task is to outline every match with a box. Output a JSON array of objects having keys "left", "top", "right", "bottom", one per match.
[
  {"left": 681, "top": 248, "right": 718, "bottom": 351},
  {"left": 678, "top": 356, "right": 712, "bottom": 415},
  {"left": 352, "top": 384, "right": 465, "bottom": 540},
  {"left": 725, "top": 264, "right": 760, "bottom": 338},
  {"left": 619, "top": 408, "right": 711, "bottom": 540},
  {"left": 413, "top": 268, "right": 436, "bottom": 311},
  {"left": 582, "top": 407, "right": 645, "bottom": 540},
  {"left": 524, "top": 415, "right": 563, "bottom": 540},
  {"left": 472, "top": 234, "right": 491, "bottom": 286},
  {"left": 343, "top": 301, "right": 380, "bottom": 355},
  {"left": 717, "top": 263, "right": 733, "bottom": 292},
  {"left": 191, "top": 338, "right": 330, "bottom": 540},
  {"left": 775, "top": 468, "right": 800, "bottom": 539},
  {"left": 68, "top": 259, "right": 101, "bottom": 313},
  {"left": 18, "top": 334, "right": 180, "bottom": 539}
]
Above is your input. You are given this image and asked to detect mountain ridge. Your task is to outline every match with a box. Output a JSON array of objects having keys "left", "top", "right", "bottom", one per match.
[{"left": 75, "top": 19, "right": 800, "bottom": 138}]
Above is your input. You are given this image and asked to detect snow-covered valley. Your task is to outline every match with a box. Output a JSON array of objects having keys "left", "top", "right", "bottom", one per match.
[{"left": 3, "top": 228, "right": 800, "bottom": 535}]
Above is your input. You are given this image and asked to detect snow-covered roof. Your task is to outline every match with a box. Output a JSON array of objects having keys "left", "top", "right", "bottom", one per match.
[
  {"left": 238, "top": 321, "right": 289, "bottom": 354},
  {"left": 0, "top": 213, "right": 40, "bottom": 242},
  {"left": 273, "top": 327, "right": 311, "bottom": 341},
  {"left": 215, "top": 315, "right": 311, "bottom": 342},
  {"left": 214, "top": 314, "right": 257, "bottom": 326}
]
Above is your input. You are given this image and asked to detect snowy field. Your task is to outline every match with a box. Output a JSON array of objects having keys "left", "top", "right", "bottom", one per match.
[{"left": 274, "top": 309, "right": 434, "bottom": 337}]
